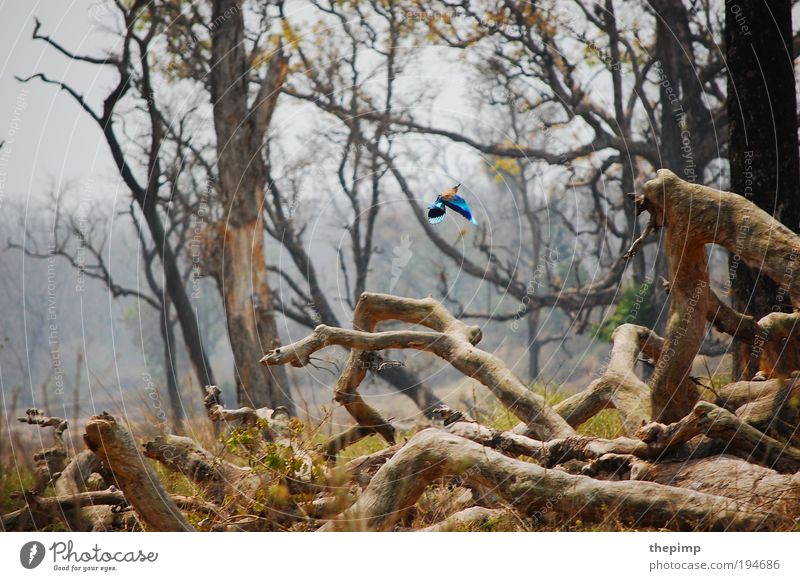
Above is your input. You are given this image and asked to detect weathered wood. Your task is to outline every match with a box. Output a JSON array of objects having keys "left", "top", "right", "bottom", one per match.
[
  {"left": 210, "top": 0, "right": 292, "bottom": 412},
  {"left": 1, "top": 488, "right": 124, "bottom": 531},
  {"left": 706, "top": 297, "right": 800, "bottom": 380},
  {"left": 302, "top": 494, "right": 356, "bottom": 520},
  {"left": 449, "top": 417, "right": 686, "bottom": 468},
  {"left": 552, "top": 324, "right": 661, "bottom": 435},
  {"left": 706, "top": 288, "right": 759, "bottom": 342},
  {"left": 637, "top": 170, "right": 800, "bottom": 420},
  {"left": 83, "top": 413, "right": 193, "bottom": 531},
  {"left": 639, "top": 169, "right": 800, "bottom": 313},
  {"left": 53, "top": 450, "right": 113, "bottom": 531},
  {"left": 446, "top": 420, "right": 548, "bottom": 460},
  {"left": 421, "top": 507, "right": 512, "bottom": 532},
  {"left": 17, "top": 408, "right": 69, "bottom": 494},
  {"left": 715, "top": 378, "right": 788, "bottom": 410},
  {"left": 734, "top": 379, "right": 800, "bottom": 419},
  {"left": 171, "top": 495, "right": 223, "bottom": 517},
  {"left": 203, "top": 385, "right": 292, "bottom": 440},
  {"left": 321, "top": 429, "right": 780, "bottom": 531},
  {"left": 324, "top": 425, "right": 384, "bottom": 461},
  {"left": 632, "top": 455, "right": 800, "bottom": 515},
  {"left": 637, "top": 401, "right": 800, "bottom": 473},
  {"left": 263, "top": 293, "right": 574, "bottom": 440},
  {"left": 17, "top": 408, "right": 68, "bottom": 446},
  {"left": 750, "top": 313, "right": 800, "bottom": 378},
  {"left": 143, "top": 434, "right": 260, "bottom": 502}
]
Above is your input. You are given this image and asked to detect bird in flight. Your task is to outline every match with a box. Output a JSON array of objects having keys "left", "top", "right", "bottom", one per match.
[{"left": 426, "top": 183, "right": 478, "bottom": 226}]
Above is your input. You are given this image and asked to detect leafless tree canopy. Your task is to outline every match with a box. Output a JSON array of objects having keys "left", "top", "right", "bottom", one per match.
[{"left": 3, "top": 0, "right": 800, "bottom": 533}]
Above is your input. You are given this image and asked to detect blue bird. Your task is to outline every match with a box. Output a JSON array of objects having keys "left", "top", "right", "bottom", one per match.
[{"left": 426, "top": 183, "right": 478, "bottom": 226}]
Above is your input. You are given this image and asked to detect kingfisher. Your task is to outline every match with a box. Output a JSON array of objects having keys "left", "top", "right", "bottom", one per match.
[{"left": 426, "top": 183, "right": 478, "bottom": 226}]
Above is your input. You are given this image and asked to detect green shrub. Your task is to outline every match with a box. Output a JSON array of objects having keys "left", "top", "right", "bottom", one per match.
[{"left": 593, "top": 279, "right": 655, "bottom": 341}]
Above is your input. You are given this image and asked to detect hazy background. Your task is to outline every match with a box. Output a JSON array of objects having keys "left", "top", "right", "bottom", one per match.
[{"left": 0, "top": 1, "right": 737, "bottom": 437}]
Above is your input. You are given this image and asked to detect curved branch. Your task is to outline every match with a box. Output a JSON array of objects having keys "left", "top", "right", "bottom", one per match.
[
  {"left": 262, "top": 293, "right": 574, "bottom": 440},
  {"left": 321, "top": 429, "right": 780, "bottom": 531},
  {"left": 32, "top": 17, "right": 119, "bottom": 65}
]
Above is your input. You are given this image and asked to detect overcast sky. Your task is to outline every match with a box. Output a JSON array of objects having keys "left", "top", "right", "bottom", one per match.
[
  {"left": 0, "top": 1, "right": 471, "bottom": 200},
  {"left": 0, "top": 1, "right": 128, "bottom": 210}
]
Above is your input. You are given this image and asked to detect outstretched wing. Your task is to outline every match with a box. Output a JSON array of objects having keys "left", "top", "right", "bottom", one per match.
[
  {"left": 427, "top": 198, "right": 447, "bottom": 224},
  {"left": 443, "top": 195, "right": 478, "bottom": 225}
]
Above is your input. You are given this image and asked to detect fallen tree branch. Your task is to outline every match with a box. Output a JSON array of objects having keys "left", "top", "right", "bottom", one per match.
[
  {"left": 204, "top": 385, "right": 291, "bottom": 440},
  {"left": 706, "top": 290, "right": 800, "bottom": 379},
  {"left": 551, "top": 324, "right": 662, "bottom": 435},
  {"left": 323, "top": 425, "right": 387, "bottom": 461},
  {"left": 420, "top": 507, "right": 512, "bottom": 532},
  {"left": 336, "top": 445, "right": 402, "bottom": 489},
  {"left": 1, "top": 488, "right": 125, "bottom": 531},
  {"left": 17, "top": 408, "right": 68, "bottom": 448},
  {"left": 715, "top": 378, "right": 789, "bottom": 410},
  {"left": 637, "top": 401, "right": 800, "bottom": 473},
  {"left": 321, "top": 429, "right": 781, "bottom": 531},
  {"left": 734, "top": 378, "right": 800, "bottom": 444},
  {"left": 449, "top": 419, "right": 681, "bottom": 467},
  {"left": 262, "top": 293, "right": 574, "bottom": 440},
  {"left": 706, "top": 287, "right": 760, "bottom": 341},
  {"left": 638, "top": 169, "right": 800, "bottom": 419},
  {"left": 143, "top": 434, "right": 261, "bottom": 502},
  {"left": 83, "top": 412, "right": 193, "bottom": 531},
  {"left": 631, "top": 455, "right": 800, "bottom": 515},
  {"left": 17, "top": 408, "right": 69, "bottom": 494},
  {"left": 53, "top": 450, "right": 111, "bottom": 531}
]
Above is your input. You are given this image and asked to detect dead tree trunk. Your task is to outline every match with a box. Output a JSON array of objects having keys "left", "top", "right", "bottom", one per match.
[
  {"left": 726, "top": 0, "right": 800, "bottom": 379},
  {"left": 209, "top": 0, "right": 292, "bottom": 412},
  {"left": 15, "top": 161, "right": 800, "bottom": 533},
  {"left": 552, "top": 324, "right": 661, "bottom": 434},
  {"left": 161, "top": 299, "right": 183, "bottom": 428},
  {"left": 19, "top": 6, "right": 218, "bottom": 394}
]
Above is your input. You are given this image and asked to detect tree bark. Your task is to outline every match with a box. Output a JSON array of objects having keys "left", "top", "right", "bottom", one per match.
[
  {"left": 321, "top": 429, "right": 780, "bottom": 531},
  {"left": 527, "top": 310, "right": 541, "bottom": 379},
  {"left": 160, "top": 298, "right": 183, "bottom": 428},
  {"left": 626, "top": 168, "right": 800, "bottom": 420},
  {"left": 143, "top": 434, "right": 260, "bottom": 503},
  {"left": 552, "top": 324, "right": 661, "bottom": 434},
  {"left": 649, "top": 0, "right": 687, "bottom": 332},
  {"left": 421, "top": 507, "right": 512, "bottom": 532},
  {"left": 53, "top": 450, "right": 114, "bottom": 531},
  {"left": 83, "top": 413, "right": 193, "bottom": 531},
  {"left": 631, "top": 454, "right": 800, "bottom": 516},
  {"left": 637, "top": 401, "right": 800, "bottom": 473},
  {"left": 262, "top": 293, "right": 575, "bottom": 441},
  {"left": 209, "top": 0, "right": 293, "bottom": 412},
  {"left": 726, "top": 0, "right": 800, "bottom": 379},
  {"left": 132, "top": 187, "right": 218, "bottom": 395}
]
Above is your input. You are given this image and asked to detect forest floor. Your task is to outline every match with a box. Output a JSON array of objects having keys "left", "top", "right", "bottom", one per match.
[{"left": 0, "top": 383, "right": 655, "bottom": 532}]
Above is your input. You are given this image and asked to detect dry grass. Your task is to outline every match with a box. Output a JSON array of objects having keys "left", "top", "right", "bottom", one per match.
[{"left": 2, "top": 378, "right": 794, "bottom": 532}]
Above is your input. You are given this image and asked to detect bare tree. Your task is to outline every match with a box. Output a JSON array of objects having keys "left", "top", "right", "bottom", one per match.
[
  {"left": 9, "top": 171, "right": 800, "bottom": 531},
  {"left": 6, "top": 2, "right": 800, "bottom": 535},
  {"left": 203, "top": 0, "right": 293, "bottom": 411},
  {"left": 282, "top": 0, "right": 730, "bottom": 385},
  {"left": 18, "top": 3, "right": 216, "bottom": 395}
]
